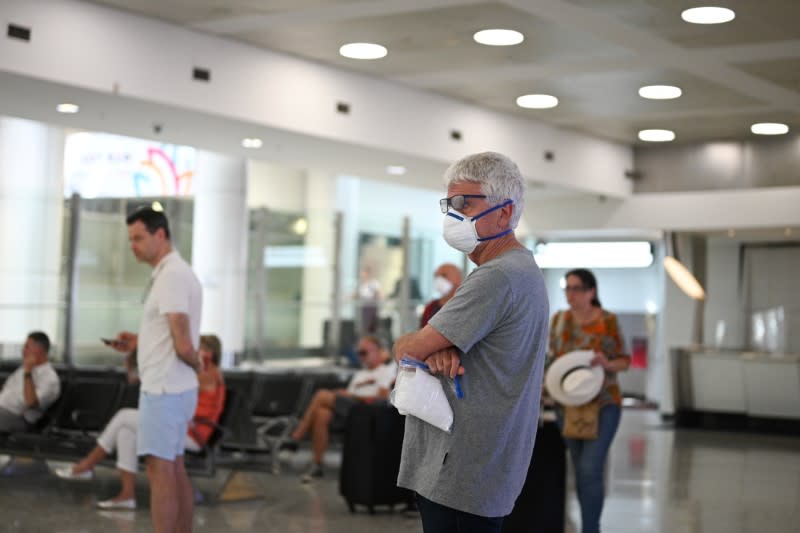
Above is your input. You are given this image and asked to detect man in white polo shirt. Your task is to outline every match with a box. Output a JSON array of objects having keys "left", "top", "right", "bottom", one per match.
[
  {"left": 0, "top": 331, "right": 60, "bottom": 432},
  {"left": 110, "top": 207, "right": 202, "bottom": 533}
]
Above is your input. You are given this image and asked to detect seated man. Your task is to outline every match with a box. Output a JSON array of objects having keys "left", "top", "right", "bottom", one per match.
[
  {"left": 290, "top": 335, "right": 397, "bottom": 483},
  {"left": 0, "top": 331, "right": 60, "bottom": 432}
]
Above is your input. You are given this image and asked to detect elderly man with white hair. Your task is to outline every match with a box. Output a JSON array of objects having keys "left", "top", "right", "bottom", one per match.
[{"left": 393, "top": 152, "right": 549, "bottom": 532}]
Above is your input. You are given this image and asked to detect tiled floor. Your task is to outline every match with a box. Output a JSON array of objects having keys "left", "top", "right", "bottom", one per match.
[{"left": 1, "top": 410, "right": 798, "bottom": 532}]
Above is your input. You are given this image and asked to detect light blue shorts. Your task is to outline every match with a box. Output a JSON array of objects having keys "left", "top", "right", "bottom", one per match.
[{"left": 137, "top": 388, "right": 198, "bottom": 461}]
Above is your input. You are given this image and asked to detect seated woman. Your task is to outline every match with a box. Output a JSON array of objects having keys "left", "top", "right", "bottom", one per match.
[
  {"left": 55, "top": 334, "right": 226, "bottom": 510},
  {"left": 290, "top": 335, "right": 396, "bottom": 483}
]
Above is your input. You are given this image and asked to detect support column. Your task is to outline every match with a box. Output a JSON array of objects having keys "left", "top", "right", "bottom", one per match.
[
  {"left": 0, "top": 117, "right": 64, "bottom": 355},
  {"left": 191, "top": 150, "right": 248, "bottom": 362},
  {"left": 299, "top": 170, "right": 337, "bottom": 348}
]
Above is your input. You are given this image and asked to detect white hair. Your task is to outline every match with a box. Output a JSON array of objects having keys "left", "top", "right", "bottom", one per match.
[{"left": 443, "top": 152, "right": 526, "bottom": 229}]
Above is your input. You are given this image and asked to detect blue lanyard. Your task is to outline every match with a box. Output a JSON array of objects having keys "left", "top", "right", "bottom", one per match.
[{"left": 400, "top": 357, "right": 464, "bottom": 399}]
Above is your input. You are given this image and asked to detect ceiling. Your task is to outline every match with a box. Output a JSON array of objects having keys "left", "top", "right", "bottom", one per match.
[{"left": 83, "top": 0, "right": 800, "bottom": 145}]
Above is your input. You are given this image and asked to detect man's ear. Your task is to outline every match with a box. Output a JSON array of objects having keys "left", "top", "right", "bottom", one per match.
[{"left": 500, "top": 203, "right": 514, "bottom": 229}]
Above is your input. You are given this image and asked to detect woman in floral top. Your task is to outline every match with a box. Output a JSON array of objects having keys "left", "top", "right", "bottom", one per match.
[{"left": 546, "top": 268, "right": 630, "bottom": 533}]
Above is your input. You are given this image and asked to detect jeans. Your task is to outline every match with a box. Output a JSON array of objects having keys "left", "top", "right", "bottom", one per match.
[
  {"left": 557, "top": 404, "right": 621, "bottom": 533},
  {"left": 416, "top": 494, "right": 504, "bottom": 533}
]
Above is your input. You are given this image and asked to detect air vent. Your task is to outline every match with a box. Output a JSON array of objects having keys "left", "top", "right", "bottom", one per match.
[
  {"left": 336, "top": 102, "right": 350, "bottom": 114},
  {"left": 7, "top": 24, "right": 31, "bottom": 42},
  {"left": 192, "top": 67, "right": 211, "bottom": 82}
]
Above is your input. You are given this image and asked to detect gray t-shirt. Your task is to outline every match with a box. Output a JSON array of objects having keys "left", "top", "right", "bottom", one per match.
[{"left": 397, "top": 248, "right": 549, "bottom": 517}]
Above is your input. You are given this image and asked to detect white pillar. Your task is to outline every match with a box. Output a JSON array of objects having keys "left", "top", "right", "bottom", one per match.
[
  {"left": 0, "top": 117, "right": 64, "bottom": 352},
  {"left": 191, "top": 150, "right": 248, "bottom": 361},
  {"left": 299, "top": 170, "right": 338, "bottom": 348}
]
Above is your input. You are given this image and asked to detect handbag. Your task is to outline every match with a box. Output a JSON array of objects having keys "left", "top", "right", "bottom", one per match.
[{"left": 561, "top": 399, "right": 599, "bottom": 440}]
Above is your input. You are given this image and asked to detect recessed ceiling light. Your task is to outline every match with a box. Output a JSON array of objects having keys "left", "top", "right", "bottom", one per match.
[
  {"left": 681, "top": 6, "right": 735, "bottom": 24},
  {"left": 385, "top": 165, "right": 407, "bottom": 176},
  {"left": 339, "top": 42, "right": 387, "bottom": 60},
  {"left": 473, "top": 29, "right": 524, "bottom": 46},
  {"left": 638, "top": 85, "right": 682, "bottom": 100},
  {"left": 516, "top": 94, "right": 559, "bottom": 109},
  {"left": 56, "top": 103, "right": 79, "bottom": 114},
  {"left": 638, "top": 129, "right": 675, "bottom": 142},
  {"left": 751, "top": 122, "right": 789, "bottom": 135},
  {"left": 242, "top": 137, "right": 263, "bottom": 149}
]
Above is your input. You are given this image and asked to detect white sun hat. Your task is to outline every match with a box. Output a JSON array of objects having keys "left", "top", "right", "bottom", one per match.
[{"left": 545, "top": 349, "right": 604, "bottom": 406}]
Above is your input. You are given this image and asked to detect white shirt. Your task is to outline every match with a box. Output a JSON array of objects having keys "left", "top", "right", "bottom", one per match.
[
  {"left": 347, "top": 361, "right": 397, "bottom": 399},
  {"left": 0, "top": 362, "right": 61, "bottom": 423},
  {"left": 137, "top": 250, "right": 202, "bottom": 394}
]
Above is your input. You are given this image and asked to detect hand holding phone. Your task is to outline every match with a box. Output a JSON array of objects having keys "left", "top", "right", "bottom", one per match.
[{"left": 101, "top": 337, "right": 126, "bottom": 349}]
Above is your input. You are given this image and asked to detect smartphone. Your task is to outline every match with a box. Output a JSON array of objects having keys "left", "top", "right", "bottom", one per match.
[{"left": 101, "top": 337, "right": 123, "bottom": 347}]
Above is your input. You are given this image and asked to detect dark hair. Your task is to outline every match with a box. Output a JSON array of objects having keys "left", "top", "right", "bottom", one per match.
[
  {"left": 27, "top": 331, "right": 51, "bottom": 353},
  {"left": 199, "top": 334, "right": 222, "bottom": 366},
  {"left": 126, "top": 207, "right": 171, "bottom": 240},
  {"left": 566, "top": 268, "right": 601, "bottom": 307}
]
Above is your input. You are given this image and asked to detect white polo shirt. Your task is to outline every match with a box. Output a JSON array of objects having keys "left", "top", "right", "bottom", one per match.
[
  {"left": 0, "top": 362, "right": 61, "bottom": 423},
  {"left": 347, "top": 361, "right": 397, "bottom": 399},
  {"left": 137, "top": 250, "right": 202, "bottom": 394}
]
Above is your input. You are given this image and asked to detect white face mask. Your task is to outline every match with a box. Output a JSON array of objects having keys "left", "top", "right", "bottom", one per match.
[
  {"left": 442, "top": 200, "right": 513, "bottom": 254},
  {"left": 433, "top": 276, "right": 454, "bottom": 297}
]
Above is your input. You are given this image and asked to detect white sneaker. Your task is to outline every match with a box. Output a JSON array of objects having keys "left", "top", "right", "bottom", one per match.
[
  {"left": 54, "top": 466, "right": 94, "bottom": 481},
  {"left": 97, "top": 498, "right": 136, "bottom": 510}
]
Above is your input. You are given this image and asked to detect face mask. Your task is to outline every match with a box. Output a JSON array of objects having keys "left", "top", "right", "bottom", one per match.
[
  {"left": 442, "top": 200, "right": 513, "bottom": 254},
  {"left": 433, "top": 276, "right": 454, "bottom": 297}
]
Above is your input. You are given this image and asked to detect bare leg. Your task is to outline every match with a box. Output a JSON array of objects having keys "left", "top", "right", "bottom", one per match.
[
  {"left": 113, "top": 469, "right": 137, "bottom": 502},
  {"left": 291, "top": 389, "right": 336, "bottom": 441},
  {"left": 175, "top": 456, "right": 194, "bottom": 533},
  {"left": 146, "top": 456, "right": 178, "bottom": 533},
  {"left": 72, "top": 445, "right": 108, "bottom": 474},
  {"left": 310, "top": 407, "right": 334, "bottom": 465}
]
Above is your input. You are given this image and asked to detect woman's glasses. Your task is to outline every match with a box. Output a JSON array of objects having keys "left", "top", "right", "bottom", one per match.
[{"left": 564, "top": 285, "right": 587, "bottom": 293}]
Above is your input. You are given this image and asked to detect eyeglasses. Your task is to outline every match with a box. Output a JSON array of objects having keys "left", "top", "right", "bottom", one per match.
[
  {"left": 439, "top": 194, "right": 487, "bottom": 214},
  {"left": 564, "top": 285, "right": 587, "bottom": 293}
]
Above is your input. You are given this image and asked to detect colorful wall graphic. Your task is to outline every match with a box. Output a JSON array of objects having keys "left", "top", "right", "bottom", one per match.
[{"left": 64, "top": 132, "right": 196, "bottom": 198}]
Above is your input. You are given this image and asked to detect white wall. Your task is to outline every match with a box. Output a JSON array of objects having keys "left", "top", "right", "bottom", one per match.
[{"left": 247, "top": 160, "right": 306, "bottom": 212}]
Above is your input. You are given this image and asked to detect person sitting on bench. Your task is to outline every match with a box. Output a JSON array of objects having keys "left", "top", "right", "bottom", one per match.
[
  {"left": 55, "top": 334, "right": 226, "bottom": 510},
  {"left": 290, "top": 335, "right": 397, "bottom": 483},
  {"left": 0, "top": 331, "right": 60, "bottom": 433}
]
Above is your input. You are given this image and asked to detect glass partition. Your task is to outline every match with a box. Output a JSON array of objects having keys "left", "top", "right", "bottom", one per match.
[
  {"left": 243, "top": 207, "right": 337, "bottom": 361},
  {"left": 67, "top": 196, "right": 194, "bottom": 365}
]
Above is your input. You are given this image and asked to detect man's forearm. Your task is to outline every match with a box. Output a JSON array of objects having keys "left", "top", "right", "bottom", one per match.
[
  {"left": 23, "top": 373, "right": 39, "bottom": 408},
  {"left": 175, "top": 348, "right": 199, "bottom": 369}
]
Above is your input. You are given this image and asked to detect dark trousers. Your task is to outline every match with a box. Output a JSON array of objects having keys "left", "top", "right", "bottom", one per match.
[{"left": 416, "top": 494, "right": 504, "bottom": 533}]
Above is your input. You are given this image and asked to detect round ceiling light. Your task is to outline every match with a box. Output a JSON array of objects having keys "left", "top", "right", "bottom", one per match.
[
  {"left": 56, "top": 103, "right": 80, "bottom": 114},
  {"left": 638, "top": 85, "right": 682, "bottom": 100},
  {"left": 339, "top": 42, "right": 388, "bottom": 60},
  {"left": 516, "top": 94, "right": 559, "bottom": 109},
  {"left": 241, "top": 137, "right": 263, "bottom": 149},
  {"left": 473, "top": 29, "right": 524, "bottom": 46},
  {"left": 681, "top": 6, "right": 735, "bottom": 24},
  {"left": 385, "top": 165, "right": 407, "bottom": 176},
  {"left": 751, "top": 122, "right": 789, "bottom": 135},
  {"left": 638, "top": 129, "right": 675, "bottom": 142}
]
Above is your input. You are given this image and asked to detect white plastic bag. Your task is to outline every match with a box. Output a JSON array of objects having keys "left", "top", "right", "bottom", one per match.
[{"left": 390, "top": 357, "right": 454, "bottom": 433}]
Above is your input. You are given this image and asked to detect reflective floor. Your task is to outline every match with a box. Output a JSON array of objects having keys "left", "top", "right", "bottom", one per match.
[{"left": 1, "top": 410, "right": 798, "bottom": 532}]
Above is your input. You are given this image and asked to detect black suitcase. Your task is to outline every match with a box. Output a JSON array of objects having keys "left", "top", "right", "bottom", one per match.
[
  {"left": 338, "top": 402, "right": 412, "bottom": 514},
  {"left": 503, "top": 420, "right": 567, "bottom": 533}
]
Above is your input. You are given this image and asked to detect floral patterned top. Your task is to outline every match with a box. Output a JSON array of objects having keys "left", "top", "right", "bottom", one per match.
[{"left": 546, "top": 309, "right": 629, "bottom": 407}]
